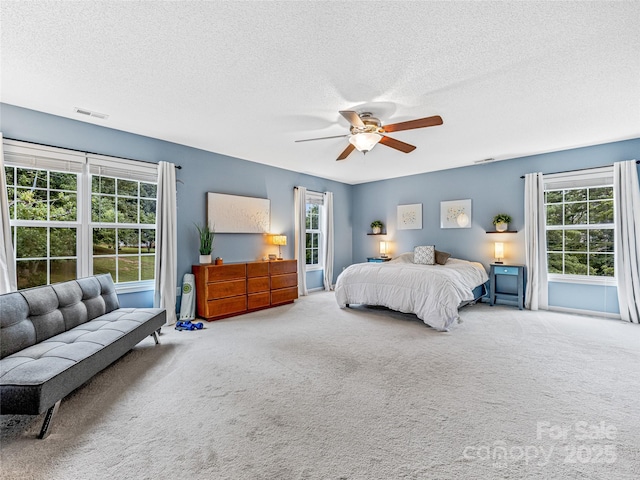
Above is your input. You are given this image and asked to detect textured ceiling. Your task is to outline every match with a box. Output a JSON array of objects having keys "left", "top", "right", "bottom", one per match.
[{"left": 2, "top": 1, "right": 639, "bottom": 184}]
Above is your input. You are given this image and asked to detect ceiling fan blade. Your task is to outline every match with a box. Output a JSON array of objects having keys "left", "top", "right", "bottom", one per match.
[
  {"left": 379, "top": 135, "right": 416, "bottom": 153},
  {"left": 339, "top": 110, "right": 365, "bottom": 128},
  {"left": 383, "top": 115, "right": 443, "bottom": 133},
  {"left": 336, "top": 143, "right": 356, "bottom": 161},
  {"left": 295, "top": 134, "right": 348, "bottom": 143}
]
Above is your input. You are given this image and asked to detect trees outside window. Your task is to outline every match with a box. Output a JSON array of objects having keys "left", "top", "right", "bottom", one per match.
[
  {"left": 4, "top": 141, "right": 157, "bottom": 290},
  {"left": 545, "top": 185, "right": 614, "bottom": 279}
]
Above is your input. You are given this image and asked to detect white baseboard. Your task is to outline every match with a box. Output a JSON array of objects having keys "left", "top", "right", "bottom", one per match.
[
  {"left": 308, "top": 286, "right": 327, "bottom": 293},
  {"left": 547, "top": 305, "right": 621, "bottom": 320}
]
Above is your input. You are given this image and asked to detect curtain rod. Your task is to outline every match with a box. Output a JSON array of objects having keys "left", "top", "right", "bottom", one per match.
[
  {"left": 3, "top": 137, "right": 182, "bottom": 169},
  {"left": 519, "top": 160, "right": 639, "bottom": 179}
]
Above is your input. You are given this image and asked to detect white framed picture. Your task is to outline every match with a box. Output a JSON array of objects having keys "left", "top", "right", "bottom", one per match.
[
  {"left": 440, "top": 199, "right": 472, "bottom": 229},
  {"left": 207, "top": 192, "right": 270, "bottom": 233},
  {"left": 397, "top": 203, "right": 422, "bottom": 230}
]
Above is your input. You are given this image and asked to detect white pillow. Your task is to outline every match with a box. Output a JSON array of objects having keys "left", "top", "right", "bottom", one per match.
[{"left": 413, "top": 245, "right": 435, "bottom": 265}]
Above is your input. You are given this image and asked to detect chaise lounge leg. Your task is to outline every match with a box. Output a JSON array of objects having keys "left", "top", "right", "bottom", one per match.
[
  {"left": 152, "top": 330, "right": 160, "bottom": 345},
  {"left": 38, "top": 400, "right": 61, "bottom": 439}
]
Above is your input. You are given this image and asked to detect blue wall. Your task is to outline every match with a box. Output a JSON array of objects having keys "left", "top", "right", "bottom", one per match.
[
  {"left": 3, "top": 103, "right": 638, "bottom": 316},
  {"left": 352, "top": 138, "right": 640, "bottom": 315},
  {"left": 0, "top": 103, "right": 354, "bottom": 302}
]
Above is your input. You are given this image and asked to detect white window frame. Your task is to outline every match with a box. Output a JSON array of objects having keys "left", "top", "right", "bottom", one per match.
[
  {"left": 3, "top": 140, "right": 158, "bottom": 293},
  {"left": 305, "top": 191, "right": 324, "bottom": 272},
  {"left": 544, "top": 166, "right": 616, "bottom": 286}
]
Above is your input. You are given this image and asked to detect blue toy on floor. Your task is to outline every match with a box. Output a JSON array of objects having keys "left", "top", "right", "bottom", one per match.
[{"left": 175, "top": 320, "right": 203, "bottom": 331}]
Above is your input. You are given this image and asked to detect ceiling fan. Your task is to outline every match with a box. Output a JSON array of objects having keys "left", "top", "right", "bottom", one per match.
[{"left": 295, "top": 110, "right": 443, "bottom": 161}]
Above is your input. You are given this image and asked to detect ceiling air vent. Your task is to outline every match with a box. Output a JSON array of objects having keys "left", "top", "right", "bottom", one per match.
[
  {"left": 74, "top": 107, "right": 109, "bottom": 120},
  {"left": 473, "top": 157, "right": 496, "bottom": 164}
]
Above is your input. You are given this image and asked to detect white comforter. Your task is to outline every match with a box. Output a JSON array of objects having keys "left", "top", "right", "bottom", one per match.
[{"left": 334, "top": 255, "right": 488, "bottom": 331}]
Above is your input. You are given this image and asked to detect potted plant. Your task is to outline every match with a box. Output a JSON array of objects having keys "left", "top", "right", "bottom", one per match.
[
  {"left": 195, "top": 222, "right": 215, "bottom": 264},
  {"left": 370, "top": 220, "right": 384, "bottom": 234},
  {"left": 492, "top": 214, "right": 512, "bottom": 232}
]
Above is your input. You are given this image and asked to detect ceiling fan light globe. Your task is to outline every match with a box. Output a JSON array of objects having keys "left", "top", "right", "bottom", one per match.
[{"left": 349, "top": 132, "right": 382, "bottom": 153}]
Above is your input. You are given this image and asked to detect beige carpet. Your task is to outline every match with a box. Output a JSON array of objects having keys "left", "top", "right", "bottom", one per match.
[{"left": 1, "top": 292, "right": 639, "bottom": 480}]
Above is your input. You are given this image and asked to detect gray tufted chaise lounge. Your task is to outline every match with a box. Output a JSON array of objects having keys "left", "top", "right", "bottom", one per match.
[{"left": 0, "top": 274, "right": 165, "bottom": 438}]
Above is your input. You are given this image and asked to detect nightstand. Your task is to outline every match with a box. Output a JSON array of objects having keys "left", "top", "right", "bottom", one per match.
[
  {"left": 367, "top": 257, "right": 391, "bottom": 263},
  {"left": 489, "top": 264, "right": 525, "bottom": 310}
]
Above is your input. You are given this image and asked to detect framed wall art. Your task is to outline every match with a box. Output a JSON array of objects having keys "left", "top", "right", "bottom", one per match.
[
  {"left": 440, "top": 199, "right": 472, "bottom": 229},
  {"left": 397, "top": 203, "right": 422, "bottom": 230},
  {"left": 207, "top": 192, "right": 270, "bottom": 233}
]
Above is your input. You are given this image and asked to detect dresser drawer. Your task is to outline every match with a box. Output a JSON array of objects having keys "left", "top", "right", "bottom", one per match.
[
  {"left": 271, "top": 286, "right": 298, "bottom": 305},
  {"left": 207, "top": 279, "right": 246, "bottom": 299},
  {"left": 494, "top": 266, "right": 520, "bottom": 276},
  {"left": 248, "top": 276, "right": 270, "bottom": 293},
  {"left": 248, "top": 292, "right": 270, "bottom": 310},
  {"left": 208, "top": 264, "right": 246, "bottom": 281},
  {"left": 270, "top": 260, "right": 296, "bottom": 275},
  {"left": 206, "top": 296, "right": 247, "bottom": 318},
  {"left": 271, "top": 272, "right": 297, "bottom": 290},
  {"left": 247, "top": 261, "right": 269, "bottom": 277}
]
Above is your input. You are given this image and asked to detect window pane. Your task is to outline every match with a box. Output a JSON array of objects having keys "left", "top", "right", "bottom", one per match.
[
  {"left": 50, "top": 172, "right": 77, "bottom": 191},
  {"left": 564, "top": 189, "right": 587, "bottom": 202},
  {"left": 17, "top": 260, "right": 47, "bottom": 289},
  {"left": 117, "top": 179, "right": 138, "bottom": 196},
  {"left": 7, "top": 187, "right": 15, "bottom": 218},
  {"left": 16, "top": 227, "right": 47, "bottom": 258},
  {"left": 312, "top": 249, "right": 318, "bottom": 264},
  {"left": 51, "top": 228, "right": 76, "bottom": 257},
  {"left": 545, "top": 191, "right": 562, "bottom": 204},
  {"left": 140, "top": 199, "right": 156, "bottom": 224},
  {"left": 17, "top": 168, "right": 46, "bottom": 188},
  {"left": 94, "top": 228, "right": 116, "bottom": 254},
  {"left": 93, "top": 256, "right": 116, "bottom": 277},
  {"left": 92, "top": 195, "right": 116, "bottom": 222},
  {"left": 119, "top": 228, "right": 139, "bottom": 253},
  {"left": 16, "top": 188, "right": 48, "bottom": 220},
  {"left": 5, "top": 166, "right": 14, "bottom": 185},
  {"left": 141, "top": 229, "right": 155, "bottom": 253},
  {"left": 306, "top": 249, "right": 311, "bottom": 264},
  {"left": 565, "top": 229, "right": 587, "bottom": 251},
  {"left": 565, "top": 202, "right": 587, "bottom": 225},
  {"left": 51, "top": 259, "right": 77, "bottom": 283},
  {"left": 92, "top": 176, "right": 115, "bottom": 194},
  {"left": 589, "top": 200, "right": 613, "bottom": 224},
  {"left": 548, "top": 253, "right": 563, "bottom": 274},
  {"left": 50, "top": 192, "right": 77, "bottom": 221},
  {"left": 119, "top": 256, "right": 139, "bottom": 282},
  {"left": 546, "top": 204, "right": 562, "bottom": 225},
  {"left": 589, "top": 254, "right": 614, "bottom": 277},
  {"left": 306, "top": 233, "right": 312, "bottom": 248},
  {"left": 564, "top": 253, "right": 588, "bottom": 275},
  {"left": 547, "top": 230, "right": 563, "bottom": 251},
  {"left": 589, "top": 187, "right": 613, "bottom": 200},
  {"left": 140, "top": 183, "right": 157, "bottom": 198},
  {"left": 141, "top": 255, "right": 155, "bottom": 280},
  {"left": 117, "top": 197, "right": 138, "bottom": 223}
]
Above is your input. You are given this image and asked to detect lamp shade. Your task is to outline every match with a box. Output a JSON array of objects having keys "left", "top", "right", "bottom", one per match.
[
  {"left": 272, "top": 235, "right": 287, "bottom": 246},
  {"left": 494, "top": 242, "right": 504, "bottom": 261},
  {"left": 349, "top": 132, "right": 382, "bottom": 153},
  {"left": 379, "top": 241, "right": 387, "bottom": 256}
]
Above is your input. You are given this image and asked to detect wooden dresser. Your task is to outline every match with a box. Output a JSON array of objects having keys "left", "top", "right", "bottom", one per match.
[{"left": 192, "top": 260, "right": 298, "bottom": 321}]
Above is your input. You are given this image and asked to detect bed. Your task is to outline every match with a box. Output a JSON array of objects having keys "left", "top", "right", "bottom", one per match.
[{"left": 334, "top": 252, "right": 489, "bottom": 331}]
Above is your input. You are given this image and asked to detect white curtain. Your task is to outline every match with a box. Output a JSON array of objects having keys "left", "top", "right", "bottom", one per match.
[
  {"left": 524, "top": 172, "right": 548, "bottom": 310},
  {"left": 322, "top": 191, "right": 334, "bottom": 291},
  {"left": 294, "top": 186, "right": 308, "bottom": 296},
  {"left": 613, "top": 160, "right": 640, "bottom": 323},
  {"left": 154, "top": 161, "right": 178, "bottom": 325},
  {"left": 0, "top": 134, "right": 17, "bottom": 293}
]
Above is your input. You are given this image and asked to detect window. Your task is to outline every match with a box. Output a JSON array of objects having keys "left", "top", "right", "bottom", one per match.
[
  {"left": 4, "top": 140, "right": 157, "bottom": 291},
  {"left": 544, "top": 167, "right": 614, "bottom": 281},
  {"left": 305, "top": 191, "right": 324, "bottom": 269}
]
